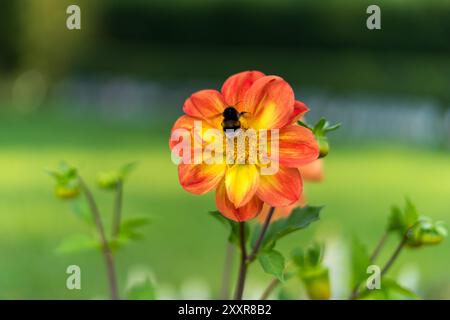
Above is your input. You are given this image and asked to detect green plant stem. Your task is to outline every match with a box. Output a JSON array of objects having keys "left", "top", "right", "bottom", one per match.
[
  {"left": 350, "top": 231, "right": 390, "bottom": 299},
  {"left": 350, "top": 233, "right": 408, "bottom": 300},
  {"left": 234, "top": 222, "right": 247, "bottom": 300},
  {"left": 381, "top": 235, "right": 407, "bottom": 277},
  {"left": 246, "top": 207, "right": 275, "bottom": 263},
  {"left": 234, "top": 207, "right": 276, "bottom": 300},
  {"left": 79, "top": 177, "right": 119, "bottom": 300},
  {"left": 260, "top": 278, "right": 280, "bottom": 300},
  {"left": 112, "top": 180, "right": 123, "bottom": 239},
  {"left": 370, "top": 231, "right": 389, "bottom": 263},
  {"left": 220, "top": 242, "right": 235, "bottom": 300}
]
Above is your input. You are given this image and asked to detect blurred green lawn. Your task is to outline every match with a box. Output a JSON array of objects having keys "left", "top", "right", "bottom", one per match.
[{"left": 0, "top": 114, "right": 449, "bottom": 299}]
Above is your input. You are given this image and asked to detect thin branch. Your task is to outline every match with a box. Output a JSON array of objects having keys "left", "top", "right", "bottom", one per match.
[
  {"left": 112, "top": 180, "right": 123, "bottom": 239},
  {"left": 220, "top": 242, "right": 235, "bottom": 299},
  {"left": 234, "top": 222, "right": 247, "bottom": 300},
  {"left": 381, "top": 236, "right": 407, "bottom": 277},
  {"left": 260, "top": 278, "right": 280, "bottom": 300},
  {"left": 350, "top": 231, "right": 390, "bottom": 299},
  {"left": 370, "top": 231, "right": 389, "bottom": 263},
  {"left": 247, "top": 207, "right": 275, "bottom": 263},
  {"left": 350, "top": 232, "right": 409, "bottom": 300},
  {"left": 79, "top": 177, "right": 119, "bottom": 300}
]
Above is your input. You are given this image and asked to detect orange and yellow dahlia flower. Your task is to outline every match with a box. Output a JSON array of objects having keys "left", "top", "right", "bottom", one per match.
[
  {"left": 257, "top": 159, "right": 324, "bottom": 222},
  {"left": 169, "top": 71, "right": 319, "bottom": 221}
]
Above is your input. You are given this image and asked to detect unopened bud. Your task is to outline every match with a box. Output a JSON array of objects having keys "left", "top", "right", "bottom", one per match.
[
  {"left": 300, "top": 267, "right": 331, "bottom": 300},
  {"left": 407, "top": 218, "right": 447, "bottom": 247}
]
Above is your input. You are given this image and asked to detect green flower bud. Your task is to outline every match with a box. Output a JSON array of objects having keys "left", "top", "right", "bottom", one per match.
[
  {"left": 305, "top": 118, "right": 339, "bottom": 159},
  {"left": 55, "top": 183, "right": 80, "bottom": 199},
  {"left": 47, "top": 162, "right": 80, "bottom": 200},
  {"left": 97, "top": 171, "right": 121, "bottom": 190},
  {"left": 97, "top": 162, "right": 137, "bottom": 191},
  {"left": 406, "top": 218, "right": 447, "bottom": 247},
  {"left": 317, "top": 135, "right": 329, "bottom": 158},
  {"left": 300, "top": 267, "right": 331, "bottom": 300},
  {"left": 292, "top": 243, "right": 331, "bottom": 299}
]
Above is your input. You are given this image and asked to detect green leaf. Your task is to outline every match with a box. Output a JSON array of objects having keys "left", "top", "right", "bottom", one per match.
[
  {"left": 127, "top": 279, "right": 156, "bottom": 300},
  {"left": 97, "top": 162, "right": 138, "bottom": 190},
  {"left": 297, "top": 120, "right": 312, "bottom": 130},
  {"left": 47, "top": 162, "right": 78, "bottom": 182},
  {"left": 121, "top": 217, "right": 151, "bottom": 230},
  {"left": 109, "top": 217, "right": 152, "bottom": 251},
  {"left": 385, "top": 279, "right": 420, "bottom": 299},
  {"left": 324, "top": 122, "right": 341, "bottom": 132},
  {"left": 256, "top": 206, "right": 322, "bottom": 249},
  {"left": 277, "top": 288, "right": 293, "bottom": 300},
  {"left": 358, "top": 278, "right": 420, "bottom": 300},
  {"left": 350, "top": 236, "right": 371, "bottom": 289},
  {"left": 387, "top": 205, "right": 404, "bottom": 232},
  {"left": 209, "top": 211, "right": 249, "bottom": 245},
  {"left": 313, "top": 118, "right": 327, "bottom": 134},
  {"left": 404, "top": 198, "right": 419, "bottom": 228},
  {"left": 119, "top": 217, "right": 151, "bottom": 242},
  {"left": 312, "top": 118, "right": 341, "bottom": 134},
  {"left": 291, "top": 247, "right": 305, "bottom": 267},
  {"left": 258, "top": 250, "right": 285, "bottom": 281},
  {"left": 306, "top": 243, "right": 324, "bottom": 266},
  {"left": 120, "top": 162, "right": 138, "bottom": 178},
  {"left": 56, "top": 234, "right": 99, "bottom": 254},
  {"left": 70, "top": 199, "right": 93, "bottom": 225},
  {"left": 291, "top": 243, "right": 324, "bottom": 269}
]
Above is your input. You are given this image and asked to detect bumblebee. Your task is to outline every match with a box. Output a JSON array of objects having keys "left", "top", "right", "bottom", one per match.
[{"left": 221, "top": 106, "right": 246, "bottom": 132}]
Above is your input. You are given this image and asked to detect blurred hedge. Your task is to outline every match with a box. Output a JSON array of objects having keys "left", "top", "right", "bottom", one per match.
[
  {"left": 1, "top": 0, "right": 449, "bottom": 102},
  {"left": 102, "top": 0, "right": 450, "bottom": 52},
  {"left": 0, "top": 1, "right": 19, "bottom": 72}
]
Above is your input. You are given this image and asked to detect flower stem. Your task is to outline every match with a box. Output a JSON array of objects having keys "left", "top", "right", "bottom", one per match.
[
  {"left": 350, "top": 232, "right": 408, "bottom": 300},
  {"left": 234, "top": 207, "right": 276, "bottom": 300},
  {"left": 246, "top": 207, "right": 275, "bottom": 263},
  {"left": 260, "top": 278, "right": 280, "bottom": 300},
  {"left": 112, "top": 180, "right": 123, "bottom": 239},
  {"left": 370, "top": 231, "right": 389, "bottom": 263},
  {"left": 79, "top": 177, "right": 119, "bottom": 300},
  {"left": 234, "top": 222, "right": 247, "bottom": 300},
  {"left": 220, "top": 242, "right": 235, "bottom": 299},
  {"left": 381, "top": 235, "right": 407, "bottom": 277},
  {"left": 350, "top": 231, "right": 390, "bottom": 299}
]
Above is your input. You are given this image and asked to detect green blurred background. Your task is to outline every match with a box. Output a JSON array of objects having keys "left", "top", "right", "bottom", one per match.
[{"left": 0, "top": 0, "right": 449, "bottom": 299}]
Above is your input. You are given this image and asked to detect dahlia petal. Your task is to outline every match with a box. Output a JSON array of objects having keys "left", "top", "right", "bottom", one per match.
[
  {"left": 169, "top": 115, "right": 197, "bottom": 150},
  {"left": 278, "top": 125, "right": 319, "bottom": 167},
  {"left": 225, "top": 164, "right": 259, "bottom": 207},
  {"left": 256, "top": 166, "right": 303, "bottom": 207},
  {"left": 299, "top": 160, "right": 324, "bottom": 182},
  {"left": 216, "top": 182, "right": 263, "bottom": 222},
  {"left": 183, "top": 89, "right": 226, "bottom": 127},
  {"left": 243, "top": 76, "right": 295, "bottom": 129},
  {"left": 170, "top": 115, "right": 220, "bottom": 164},
  {"left": 288, "top": 100, "right": 310, "bottom": 123},
  {"left": 257, "top": 198, "right": 303, "bottom": 223},
  {"left": 178, "top": 163, "right": 226, "bottom": 195},
  {"left": 221, "top": 71, "right": 265, "bottom": 108}
]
